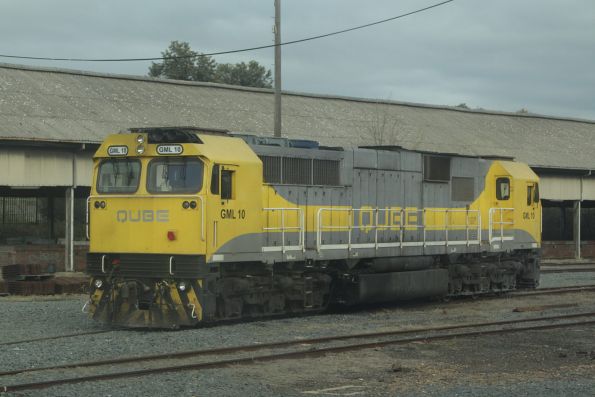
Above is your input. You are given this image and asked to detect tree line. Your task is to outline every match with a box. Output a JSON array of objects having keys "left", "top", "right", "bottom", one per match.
[{"left": 148, "top": 41, "right": 272, "bottom": 89}]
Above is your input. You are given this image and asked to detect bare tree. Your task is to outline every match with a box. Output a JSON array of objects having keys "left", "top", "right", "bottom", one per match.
[{"left": 366, "top": 103, "right": 399, "bottom": 146}]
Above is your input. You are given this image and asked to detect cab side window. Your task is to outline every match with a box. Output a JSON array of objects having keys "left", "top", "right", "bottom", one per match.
[
  {"left": 496, "top": 177, "right": 510, "bottom": 200},
  {"left": 527, "top": 185, "right": 534, "bottom": 205},
  {"left": 210, "top": 164, "right": 220, "bottom": 194},
  {"left": 527, "top": 183, "right": 539, "bottom": 205},
  {"left": 221, "top": 169, "right": 234, "bottom": 200}
]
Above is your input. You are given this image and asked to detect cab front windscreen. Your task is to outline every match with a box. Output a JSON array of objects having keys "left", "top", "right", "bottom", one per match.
[
  {"left": 147, "top": 157, "right": 204, "bottom": 194},
  {"left": 97, "top": 159, "right": 141, "bottom": 194}
]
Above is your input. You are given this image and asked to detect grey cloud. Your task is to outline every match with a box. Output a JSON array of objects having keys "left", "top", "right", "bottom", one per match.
[{"left": 0, "top": 0, "right": 593, "bottom": 119}]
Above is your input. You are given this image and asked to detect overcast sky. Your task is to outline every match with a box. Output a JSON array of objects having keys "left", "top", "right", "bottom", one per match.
[{"left": 1, "top": 0, "right": 594, "bottom": 120}]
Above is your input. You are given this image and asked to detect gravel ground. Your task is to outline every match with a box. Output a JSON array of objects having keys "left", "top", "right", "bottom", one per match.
[{"left": 1, "top": 271, "right": 594, "bottom": 396}]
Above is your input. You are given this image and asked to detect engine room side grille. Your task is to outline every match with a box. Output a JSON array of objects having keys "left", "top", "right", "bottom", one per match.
[
  {"left": 313, "top": 159, "right": 340, "bottom": 186},
  {"left": 260, "top": 156, "right": 340, "bottom": 186}
]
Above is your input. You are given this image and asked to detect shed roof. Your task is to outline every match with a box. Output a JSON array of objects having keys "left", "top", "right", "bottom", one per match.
[{"left": 1, "top": 62, "right": 594, "bottom": 170}]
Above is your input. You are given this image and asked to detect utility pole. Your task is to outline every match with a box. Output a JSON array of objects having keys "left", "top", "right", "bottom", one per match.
[{"left": 274, "top": 0, "right": 282, "bottom": 137}]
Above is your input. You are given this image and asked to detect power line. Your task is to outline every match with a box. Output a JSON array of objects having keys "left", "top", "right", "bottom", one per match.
[{"left": 0, "top": 0, "right": 453, "bottom": 63}]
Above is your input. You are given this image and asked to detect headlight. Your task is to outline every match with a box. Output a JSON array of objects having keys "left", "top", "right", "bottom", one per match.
[
  {"left": 136, "top": 134, "right": 144, "bottom": 144},
  {"left": 94, "top": 279, "right": 103, "bottom": 289},
  {"left": 136, "top": 144, "right": 145, "bottom": 155},
  {"left": 178, "top": 281, "right": 187, "bottom": 292}
]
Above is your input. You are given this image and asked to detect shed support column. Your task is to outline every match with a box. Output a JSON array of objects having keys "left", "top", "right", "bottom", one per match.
[
  {"left": 65, "top": 187, "right": 74, "bottom": 272},
  {"left": 573, "top": 200, "right": 581, "bottom": 259}
]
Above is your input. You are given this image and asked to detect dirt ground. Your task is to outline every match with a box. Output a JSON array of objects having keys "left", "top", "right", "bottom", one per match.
[
  {"left": 228, "top": 324, "right": 595, "bottom": 396},
  {"left": 1, "top": 276, "right": 595, "bottom": 396}
]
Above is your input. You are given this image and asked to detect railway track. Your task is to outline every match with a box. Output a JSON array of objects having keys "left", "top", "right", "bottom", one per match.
[
  {"left": 510, "top": 284, "right": 595, "bottom": 297},
  {"left": 1, "top": 284, "right": 594, "bottom": 348},
  {"left": 0, "top": 329, "right": 114, "bottom": 347},
  {"left": 541, "top": 268, "right": 595, "bottom": 274},
  {"left": 541, "top": 261, "right": 595, "bottom": 274},
  {"left": 3, "top": 310, "right": 595, "bottom": 392}
]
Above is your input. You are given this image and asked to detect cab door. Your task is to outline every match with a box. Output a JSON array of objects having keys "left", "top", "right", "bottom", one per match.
[
  {"left": 490, "top": 176, "right": 514, "bottom": 243},
  {"left": 523, "top": 182, "right": 541, "bottom": 243},
  {"left": 206, "top": 163, "right": 262, "bottom": 259}
]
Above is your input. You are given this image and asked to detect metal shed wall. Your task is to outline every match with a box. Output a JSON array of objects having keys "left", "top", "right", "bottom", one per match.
[
  {"left": 539, "top": 175, "right": 595, "bottom": 201},
  {"left": 0, "top": 149, "right": 92, "bottom": 187}
]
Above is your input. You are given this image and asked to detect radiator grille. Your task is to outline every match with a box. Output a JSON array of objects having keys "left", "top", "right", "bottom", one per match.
[{"left": 260, "top": 156, "right": 340, "bottom": 186}]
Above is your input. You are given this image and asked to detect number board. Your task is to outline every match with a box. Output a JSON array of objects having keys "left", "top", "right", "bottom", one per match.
[{"left": 157, "top": 144, "right": 184, "bottom": 155}]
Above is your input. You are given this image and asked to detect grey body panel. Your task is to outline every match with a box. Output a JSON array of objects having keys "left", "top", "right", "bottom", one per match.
[
  {"left": 211, "top": 229, "right": 536, "bottom": 264},
  {"left": 211, "top": 143, "right": 536, "bottom": 264}
]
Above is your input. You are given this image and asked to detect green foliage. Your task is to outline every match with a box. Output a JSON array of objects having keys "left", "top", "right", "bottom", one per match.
[
  {"left": 149, "top": 41, "right": 272, "bottom": 88},
  {"left": 148, "top": 41, "right": 208, "bottom": 81},
  {"left": 214, "top": 61, "right": 272, "bottom": 88}
]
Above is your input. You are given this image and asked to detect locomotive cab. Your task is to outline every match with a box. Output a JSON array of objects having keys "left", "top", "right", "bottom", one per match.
[
  {"left": 86, "top": 128, "right": 262, "bottom": 327},
  {"left": 482, "top": 160, "right": 541, "bottom": 249}
]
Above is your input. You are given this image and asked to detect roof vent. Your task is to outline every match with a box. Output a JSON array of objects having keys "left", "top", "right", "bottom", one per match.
[{"left": 128, "top": 127, "right": 203, "bottom": 144}]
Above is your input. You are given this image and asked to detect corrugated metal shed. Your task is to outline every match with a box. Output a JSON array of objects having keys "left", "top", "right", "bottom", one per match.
[
  {"left": 0, "top": 148, "right": 91, "bottom": 186},
  {"left": 540, "top": 176, "right": 595, "bottom": 201},
  {"left": 1, "top": 62, "right": 595, "bottom": 170}
]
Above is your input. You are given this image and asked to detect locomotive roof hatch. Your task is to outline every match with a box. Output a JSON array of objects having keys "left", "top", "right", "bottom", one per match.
[
  {"left": 94, "top": 127, "right": 261, "bottom": 167},
  {"left": 125, "top": 126, "right": 230, "bottom": 144},
  {"left": 498, "top": 160, "right": 539, "bottom": 182}
]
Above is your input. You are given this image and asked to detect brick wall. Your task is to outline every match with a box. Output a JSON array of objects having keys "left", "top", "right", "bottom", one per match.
[
  {"left": 0, "top": 244, "right": 88, "bottom": 272},
  {"left": 542, "top": 241, "right": 595, "bottom": 259},
  {"left": 2, "top": 242, "right": 592, "bottom": 272}
]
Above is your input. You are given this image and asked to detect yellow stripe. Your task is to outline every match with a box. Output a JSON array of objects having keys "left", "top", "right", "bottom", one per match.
[
  {"left": 89, "top": 289, "right": 104, "bottom": 315},
  {"left": 187, "top": 284, "right": 203, "bottom": 321},
  {"left": 169, "top": 284, "right": 190, "bottom": 321}
]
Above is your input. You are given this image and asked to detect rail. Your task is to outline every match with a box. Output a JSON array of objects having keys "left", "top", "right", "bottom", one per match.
[
  {"left": 316, "top": 208, "right": 481, "bottom": 251},
  {"left": 4, "top": 312, "right": 595, "bottom": 392},
  {"left": 488, "top": 207, "right": 515, "bottom": 244},
  {"left": 262, "top": 207, "right": 305, "bottom": 253},
  {"left": 86, "top": 195, "right": 205, "bottom": 241}
]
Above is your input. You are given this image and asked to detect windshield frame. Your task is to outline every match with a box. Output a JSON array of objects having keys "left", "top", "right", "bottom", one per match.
[
  {"left": 96, "top": 158, "right": 142, "bottom": 194},
  {"left": 146, "top": 156, "right": 204, "bottom": 195}
]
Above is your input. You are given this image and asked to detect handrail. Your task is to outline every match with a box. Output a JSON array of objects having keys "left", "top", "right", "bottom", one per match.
[
  {"left": 488, "top": 207, "right": 515, "bottom": 243},
  {"left": 86, "top": 194, "right": 205, "bottom": 241},
  {"left": 316, "top": 207, "right": 481, "bottom": 251},
  {"left": 262, "top": 207, "right": 305, "bottom": 253}
]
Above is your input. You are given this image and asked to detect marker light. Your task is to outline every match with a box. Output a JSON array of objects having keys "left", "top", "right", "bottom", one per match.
[
  {"left": 178, "top": 282, "right": 187, "bottom": 292},
  {"left": 136, "top": 144, "right": 145, "bottom": 155},
  {"left": 167, "top": 231, "right": 176, "bottom": 241},
  {"left": 136, "top": 135, "right": 145, "bottom": 144},
  {"left": 189, "top": 201, "right": 197, "bottom": 209},
  {"left": 94, "top": 279, "right": 103, "bottom": 289}
]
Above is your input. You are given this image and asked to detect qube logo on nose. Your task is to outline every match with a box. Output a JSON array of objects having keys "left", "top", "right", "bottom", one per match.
[{"left": 116, "top": 210, "right": 169, "bottom": 223}]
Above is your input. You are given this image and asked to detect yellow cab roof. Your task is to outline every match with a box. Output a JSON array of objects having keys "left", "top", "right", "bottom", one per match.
[
  {"left": 497, "top": 160, "right": 539, "bottom": 182},
  {"left": 94, "top": 132, "right": 261, "bottom": 166}
]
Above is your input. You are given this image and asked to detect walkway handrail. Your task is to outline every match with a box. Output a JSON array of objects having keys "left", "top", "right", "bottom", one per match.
[
  {"left": 316, "top": 207, "right": 481, "bottom": 251},
  {"left": 488, "top": 207, "right": 515, "bottom": 243},
  {"left": 262, "top": 207, "right": 305, "bottom": 253}
]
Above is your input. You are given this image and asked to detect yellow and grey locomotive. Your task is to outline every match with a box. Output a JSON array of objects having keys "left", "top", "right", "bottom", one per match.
[{"left": 85, "top": 127, "right": 541, "bottom": 328}]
